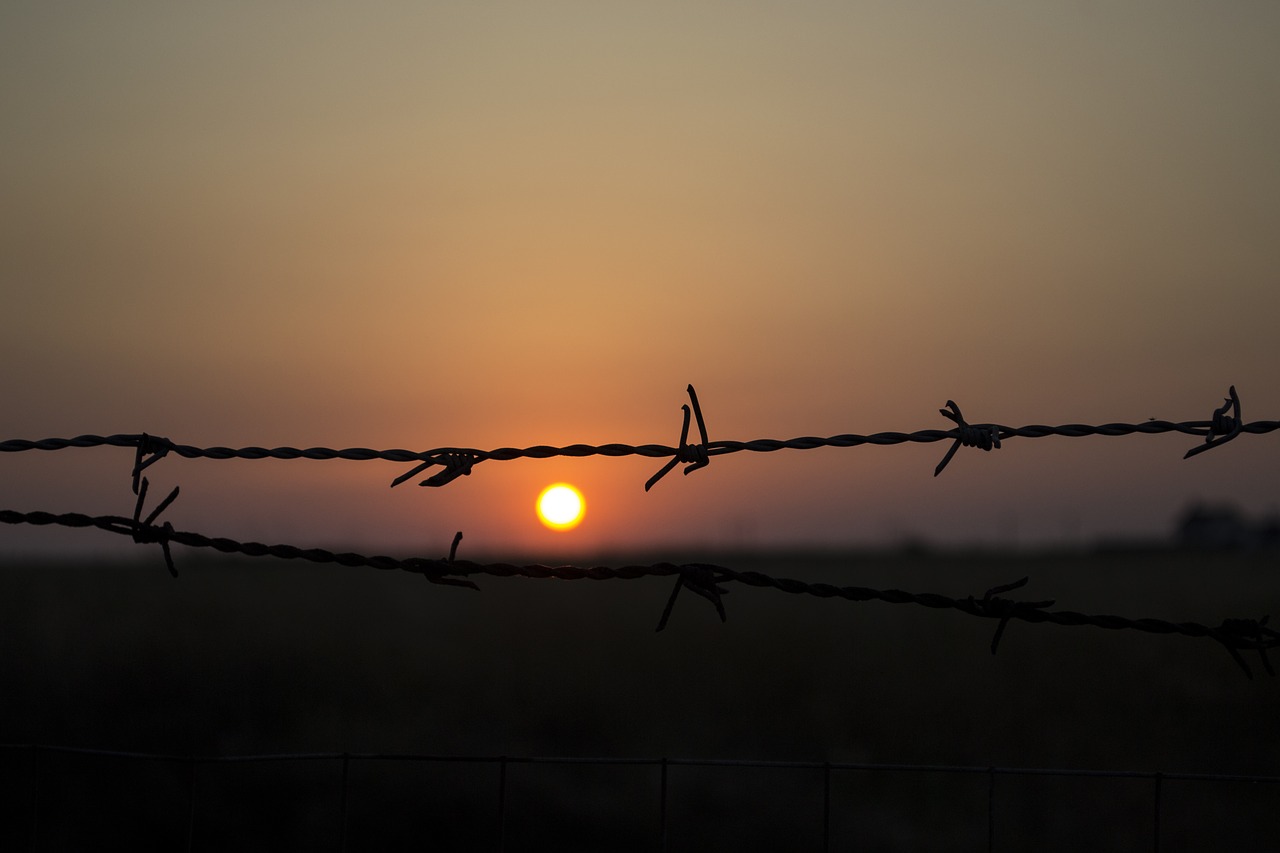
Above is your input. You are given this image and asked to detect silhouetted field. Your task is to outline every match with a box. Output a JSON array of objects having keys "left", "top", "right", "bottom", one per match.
[{"left": 2, "top": 547, "right": 1279, "bottom": 850}]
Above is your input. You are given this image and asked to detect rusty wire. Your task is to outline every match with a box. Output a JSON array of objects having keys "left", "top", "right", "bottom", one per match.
[
  {"left": 2, "top": 496, "right": 1276, "bottom": 678},
  {"left": 0, "top": 385, "right": 1272, "bottom": 490}
]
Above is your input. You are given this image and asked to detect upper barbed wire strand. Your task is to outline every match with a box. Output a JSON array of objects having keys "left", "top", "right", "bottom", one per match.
[
  {"left": 0, "top": 386, "right": 1272, "bottom": 488},
  {"left": 2, "top": 423, "right": 1277, "bottom": 483}
]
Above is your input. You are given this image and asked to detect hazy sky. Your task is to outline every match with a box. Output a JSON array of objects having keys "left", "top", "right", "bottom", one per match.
[{"left": 3, "top": 2, "right": 1278, "bottom": 560}]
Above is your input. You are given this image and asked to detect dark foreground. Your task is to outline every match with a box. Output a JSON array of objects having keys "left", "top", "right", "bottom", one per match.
[{"left": 2, "top": 547, "right": 1278, "bottom": 850}]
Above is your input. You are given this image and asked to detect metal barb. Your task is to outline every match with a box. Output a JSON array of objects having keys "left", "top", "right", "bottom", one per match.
[
  {"left": 131, "top": 477, "right": 180, "bottom": 578},
  {"left": 969, "top": 577, "right": 1055, "bottom": 655},
  {"left": 130, "top": 433, "right": 172, "bottom": 495},
  {"left": 1215, "top": 616, "right": 1277, "bottom": 680},
  {"left": 390, "top": 451, "right": 481, "bottom": 488},
  {"left": 427, "top": 530, "right": 479, "bottom": 589},
  {"left": 655, "top": 564, "right": 729, "bottom": 631},
  {"left": 935, "top": 401, "right": 1001, "bottom": 477},
  {"left": 1185, "top": 386, "right": 1243, "bottom": 459},
  {"left": 645, "top": 385, "right": 711, "bottom": 491}
]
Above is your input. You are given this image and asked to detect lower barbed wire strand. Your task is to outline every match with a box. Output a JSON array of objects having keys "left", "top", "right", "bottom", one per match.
[{"left": 2, "top": 507, "right": 1276, "bottom": 676}]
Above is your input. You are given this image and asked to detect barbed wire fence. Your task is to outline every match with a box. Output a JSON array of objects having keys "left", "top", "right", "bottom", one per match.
[
  {"left": 2, "top": 384, "right": 1279, "bottom": 678},
  {"left": 5, "top": 383, "right": 1280, "bottom": 849}
]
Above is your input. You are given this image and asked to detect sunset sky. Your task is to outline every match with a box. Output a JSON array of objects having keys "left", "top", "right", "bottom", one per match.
[{"left": 3, "top": 2, "right": 1278, "bottom": 561}]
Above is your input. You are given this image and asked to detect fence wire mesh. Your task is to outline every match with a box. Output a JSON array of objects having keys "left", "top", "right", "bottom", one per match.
[{"left": 5, "top": 744, "right": 1280, "bottom": 852}]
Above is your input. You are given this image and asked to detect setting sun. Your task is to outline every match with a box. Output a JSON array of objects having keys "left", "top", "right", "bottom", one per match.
[{"left": 536, "top": 483, "right": 585, "bottom": 531}]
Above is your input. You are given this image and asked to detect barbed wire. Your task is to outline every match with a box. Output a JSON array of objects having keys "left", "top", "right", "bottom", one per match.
[
  {"left": 3, "top": 384, "right": 1277, "bottom": 675},
  {"left": 2, "top": 490, "right": 1276, "bottom": 679},
  {"left": 0, "top": 385, "right": 1273, "bottom": 490}
]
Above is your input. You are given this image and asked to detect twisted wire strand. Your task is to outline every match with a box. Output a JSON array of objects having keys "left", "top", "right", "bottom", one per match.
[
  {"left": 4, "top": 422, "right": 1278, "bottom": 459},
  {"left": 3, "top": 505, "right": 1276, "bottom": 678},
  {"left": 2, "top": 420, "right": 1276, "bottom": 479},
  {"left": 0, "top": 385, "right": 1271, "bottom": 488}
]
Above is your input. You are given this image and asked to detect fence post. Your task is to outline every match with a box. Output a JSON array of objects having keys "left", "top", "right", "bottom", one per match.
[
  {"left": 185, "top": 759, "right": 198, "bottom": 853},
  {"left": 987, "top": 767, "right": 996, "bottom": 853},
  {"left": 822, "top": 762, "right": 831, "bottom": 853},
  {"left": 497, "top": 756, "right": 508, "bottom": 853},
  {"left": 29, "top": 745, "right": 40, "bottom": 853},
  {"left": 659, "top": 757, "right": 668, "bottom": 853},
  {"left": 1152, "top": 772, "right": 1162, "bottom": 853},
  {"left": 339, "top": 753, "right": 351, "bottom": 852}
]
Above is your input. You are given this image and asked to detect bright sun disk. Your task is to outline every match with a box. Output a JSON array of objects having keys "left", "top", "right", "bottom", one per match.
[{"left": 536, "top": 483, "right": 585, "bottom": 531}]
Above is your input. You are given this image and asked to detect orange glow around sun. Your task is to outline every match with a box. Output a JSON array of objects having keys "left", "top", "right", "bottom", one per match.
[{"left": 536, "top": 483, "right": 585, "bottom": 531}]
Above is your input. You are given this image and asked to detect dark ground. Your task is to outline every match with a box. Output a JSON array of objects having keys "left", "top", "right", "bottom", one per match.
[{"left": 2, "top": 546, "right": 1278, "bottom": 850}]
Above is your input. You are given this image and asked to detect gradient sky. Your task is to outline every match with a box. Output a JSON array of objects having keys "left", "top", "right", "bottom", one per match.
[{"left": 3, "top": 2, "right": 1278, "bottom": 561}]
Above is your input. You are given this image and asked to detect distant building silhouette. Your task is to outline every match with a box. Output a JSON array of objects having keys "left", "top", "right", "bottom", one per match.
[{"left": 1176, "top": 502, "right": 1280, "bottom": 550}]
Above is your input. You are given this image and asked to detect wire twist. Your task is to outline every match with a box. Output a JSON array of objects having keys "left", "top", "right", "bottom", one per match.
[
  {"left": 1214, "top": 616, "right": 1277, "bottom": 678},
  {"left": 390, "top": 451, "right": 482, "bottom": 488},
  {"left": 130, "top": 433, "right": 172, "bottom": 496},
  {"left": 935, "top": 401, "right": 1001, "bottom": 476},
  {"left": 655, "top": 564, "right": 729, "bottom": 631},
  {"left": 1185, "top": 386, "right": 1243, "bottom": 459},
  {"left": 964, "top": 577, "right": 1056, "bottom": 654},
  {"left": 130, "top": 477, "right": 180, "bottom": 577},
  {"left": 645, "top": 385, "right": 711, "bottom": 491}
]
